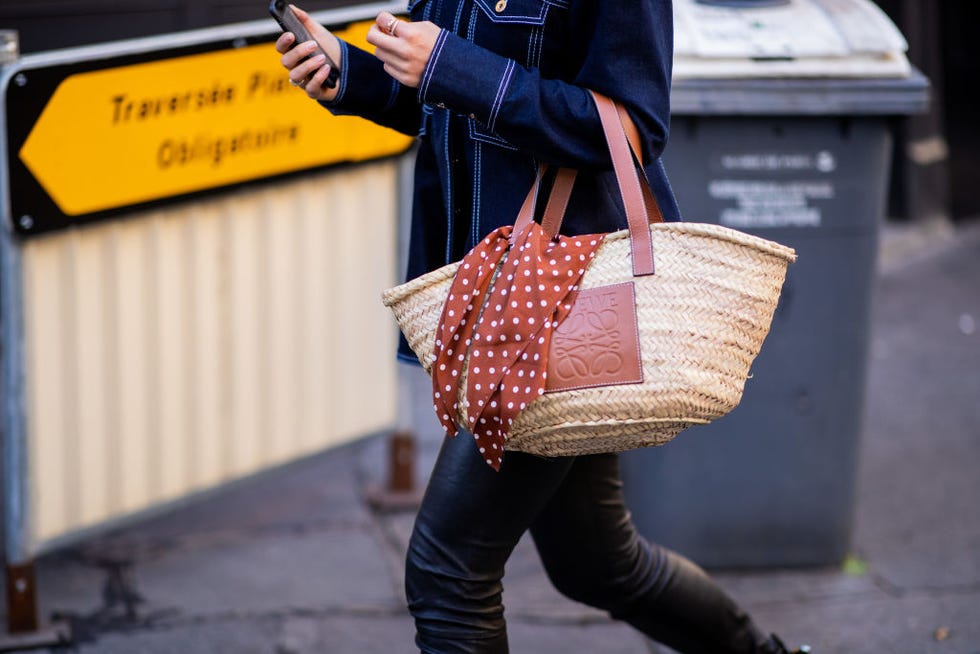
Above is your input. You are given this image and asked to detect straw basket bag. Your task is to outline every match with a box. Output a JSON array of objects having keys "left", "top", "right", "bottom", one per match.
[{"left": 382, "top": 92, "right": 796, "bottom": 458}]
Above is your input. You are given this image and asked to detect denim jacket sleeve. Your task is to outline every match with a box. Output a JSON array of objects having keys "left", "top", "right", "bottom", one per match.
[
  {"left": 418, "top": 1, "right": 673, "bottom": 169},
  {"left": 320, "top": 39, "right": 423, "bottom": 136}
]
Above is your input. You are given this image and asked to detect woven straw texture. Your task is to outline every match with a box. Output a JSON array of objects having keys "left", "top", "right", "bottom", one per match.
[{"left": 382, "top": 221, "right": 796, "bottom": 457}]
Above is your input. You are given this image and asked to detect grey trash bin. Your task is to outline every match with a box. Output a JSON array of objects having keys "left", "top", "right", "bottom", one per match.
[{"left": 620, "top": 0, "right": 929, "bottom": 568}]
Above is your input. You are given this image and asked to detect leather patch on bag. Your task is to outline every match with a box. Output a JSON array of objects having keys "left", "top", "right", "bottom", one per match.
[{"left": 546, "top": 282, "right": 643, "bottom": 393}]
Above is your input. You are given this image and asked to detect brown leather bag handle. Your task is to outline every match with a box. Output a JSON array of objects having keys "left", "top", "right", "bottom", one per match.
[{"left": 512, "top": 92, "right": 661, "bottom": 276}]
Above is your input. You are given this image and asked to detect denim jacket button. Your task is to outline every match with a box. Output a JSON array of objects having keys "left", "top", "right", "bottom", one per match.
[
  {"left": 436, "top": 102, "right": 447, "bottom": 109},
  {"left": 495, "top": 0, "right": 507, "bottom": 12},
  {"left": 468, "top": 113, "right": 477, "bottom": 119}
]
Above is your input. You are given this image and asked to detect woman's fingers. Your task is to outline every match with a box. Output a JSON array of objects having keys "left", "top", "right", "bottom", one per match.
[
  {"left": 367, "top": 12, "right": 440, "bottom": 88},
  {"left": 280, "top": 39, "right": 316, "bottom": 69},
  {"left": 304, "top": 60, "right": 334, "bottom": 98},
  {"left": 275, "top": 31, "right": 295, "bottom": 55},
  {"left": 290, "top": 52, "right": 327, "bottom": 87}
]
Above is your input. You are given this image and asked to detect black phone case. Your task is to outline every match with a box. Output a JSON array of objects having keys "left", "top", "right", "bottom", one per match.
[{"left": 269, "top": 0, "right": 340, "bottom": 89}]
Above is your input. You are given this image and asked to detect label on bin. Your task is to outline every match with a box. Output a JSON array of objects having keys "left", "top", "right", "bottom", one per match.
[{"left": 708, "top": 149, "right": 838, "bottom": 228}]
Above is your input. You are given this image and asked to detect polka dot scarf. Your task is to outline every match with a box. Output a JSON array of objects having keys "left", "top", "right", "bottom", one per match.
[{"left": 432, "top": 221, "right": 604, "bottom": 470}]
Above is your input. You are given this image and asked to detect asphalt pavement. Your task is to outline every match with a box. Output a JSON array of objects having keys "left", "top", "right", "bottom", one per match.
[{"left": 5, "top": 218, "right": 979, "bottom": 654}]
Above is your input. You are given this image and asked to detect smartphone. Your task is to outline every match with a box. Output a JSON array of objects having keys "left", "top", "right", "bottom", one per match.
[{"left": 269, "top": 0, "right": 340, "bottom": 89}]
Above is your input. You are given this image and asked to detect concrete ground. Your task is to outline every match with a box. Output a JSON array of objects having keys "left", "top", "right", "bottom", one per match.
[{"left": 4, "top": 218, "right": 979, "bottom": 653}]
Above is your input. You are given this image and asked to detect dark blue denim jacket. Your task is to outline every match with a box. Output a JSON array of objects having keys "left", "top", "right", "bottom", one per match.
[{"left": 324, "top": 0, "right": 680, "bottom": 361}]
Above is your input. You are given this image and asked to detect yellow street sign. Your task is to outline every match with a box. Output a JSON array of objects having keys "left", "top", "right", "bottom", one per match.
[{"left": 18, "top": 21, "right": 413, "bottom": 217}]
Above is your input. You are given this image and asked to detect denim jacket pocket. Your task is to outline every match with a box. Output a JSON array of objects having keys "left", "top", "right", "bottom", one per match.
[{"left": 472, "top": 0, "right": 552, "bottom": 25}]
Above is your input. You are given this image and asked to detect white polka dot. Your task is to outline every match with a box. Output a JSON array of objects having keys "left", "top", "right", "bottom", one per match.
[
  {"left": 489, "top": 367, "right": 495, "bottom": 374},
  {"left": 448, "top": 310, "right": 455, "bottom": 317},
  {"left": 507, "top": 402, "right": 513, "bottom": 409}
]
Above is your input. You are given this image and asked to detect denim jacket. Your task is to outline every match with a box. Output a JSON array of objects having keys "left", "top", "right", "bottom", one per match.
[{"left": 324, "top": 0, "right": 680, "bottom": 361}]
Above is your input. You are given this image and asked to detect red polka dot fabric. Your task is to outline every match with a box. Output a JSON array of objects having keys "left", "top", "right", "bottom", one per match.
[{"left": 432, "top": 221, "right": 604, "bottom": 470}]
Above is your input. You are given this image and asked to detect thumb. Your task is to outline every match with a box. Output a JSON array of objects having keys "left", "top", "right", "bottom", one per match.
[{"left": 290, "top": 4, "right": 316, "bottom": 31}]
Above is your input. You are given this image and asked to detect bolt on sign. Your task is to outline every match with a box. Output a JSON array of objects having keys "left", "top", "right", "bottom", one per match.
[{"left": 4, "top": 19, "right": 413, "bottom": 235}]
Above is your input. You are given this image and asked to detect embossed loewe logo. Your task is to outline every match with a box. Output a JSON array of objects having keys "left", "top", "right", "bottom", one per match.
[{"left": 546, "top": 282, "right": 643, "bottom": 393}]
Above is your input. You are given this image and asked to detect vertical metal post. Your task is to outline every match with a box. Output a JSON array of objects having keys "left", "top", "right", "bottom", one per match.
[{"left": 0, "top": 28, "right": 39, "bottom": 634}]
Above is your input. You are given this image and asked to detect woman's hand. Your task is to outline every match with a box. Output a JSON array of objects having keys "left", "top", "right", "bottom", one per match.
[
  {"left": 367, "top": 11, "right": 441, "bottom": 89},
  {"left": 275, "top": 5, "right": 343, "bottom": 102}
]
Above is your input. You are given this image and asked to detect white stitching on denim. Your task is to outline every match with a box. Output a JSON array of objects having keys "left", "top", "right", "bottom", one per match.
[
  {"left": 442, "top": 112, "right": 453, "bottom": 264},
  {"left": 326, "top": 41, "right": 350, "bottom": 106},
  {"left": 467, "top": 4, "right": 478, "bottom": 40},
  {"left": 471, "top": 141, "right": 482, "bottom": 249},
  {"left": 418, "top": 29, "right": 449, "bottom": 104},
  {"left": 473, "top": 0, "right": 547, "bottom": 23},
  {"left": 487, "top": 60, "right": 515, "bottom": 133}
]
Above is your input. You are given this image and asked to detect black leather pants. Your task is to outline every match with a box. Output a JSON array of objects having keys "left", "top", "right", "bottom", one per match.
[{"left": 405, "top": 432, "right": 780, "bottom": 654}]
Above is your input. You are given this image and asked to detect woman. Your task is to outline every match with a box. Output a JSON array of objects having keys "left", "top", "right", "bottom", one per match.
[{"left": 276, "top": 2, "right": 807, "bottom": 652}]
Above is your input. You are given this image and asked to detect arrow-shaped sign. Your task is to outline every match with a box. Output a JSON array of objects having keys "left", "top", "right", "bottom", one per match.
[{"left": 17, "top": 21, "right": 412, "bottom": 219}]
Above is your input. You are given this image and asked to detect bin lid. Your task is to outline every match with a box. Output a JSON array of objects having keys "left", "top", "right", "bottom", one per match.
[
  {"left": 674, "top": 0, "right": 911, "bottom": 79},
  {"left": 670, "top": 70, "right": 930, "bottom": 116}
]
